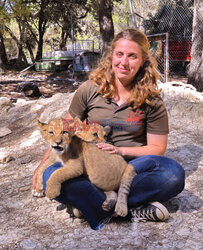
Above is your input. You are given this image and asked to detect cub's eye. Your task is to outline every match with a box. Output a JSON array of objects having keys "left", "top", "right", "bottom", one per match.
[
  {"left": 49, "top": 131, "right": 54, "bottom": 135},
  {"left": 93, "top": 132, "right": 98, "bottom": 137},
  {"left": 62, "top": 131, "right": 68, "bottom": 135}
]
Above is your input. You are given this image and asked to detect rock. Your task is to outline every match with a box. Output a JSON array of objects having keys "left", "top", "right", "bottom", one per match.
[
  {"left": 0, "top": 97, "right": 12, "bottom": 112},
  {"left": 20, "top": 156, "right": 33, "bottom": 164},
  {"left": 20, "top": 130, "right": 41, "bottom": 148},
  {"left": 21, "top": 239, "right": 37, "bottom": 249},
  {"left": 0, "top": 79, "right": 202, "bottom": 249},
  {"left": 0, "top": 127, "right": 12, "bottom": 137},
  {"left": 0, "top": 149, "right": 14, "bottom": 164},
  {"left": 39, "top": 92, "right": 75, "bottom": 122},
  {"left": 0, "top": 154, "right": 13, "bottom": 164},
  {"left": 16, "top": 82, "right": 42, "bottom": 98}
]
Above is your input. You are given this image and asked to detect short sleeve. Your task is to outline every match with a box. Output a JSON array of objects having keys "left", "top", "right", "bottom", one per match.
[
  {"left": 146, "top": 97, "right": 169, "bottom": 134},
  {"left": 68, "top": 80, "right": 98, "bottom": 121}
]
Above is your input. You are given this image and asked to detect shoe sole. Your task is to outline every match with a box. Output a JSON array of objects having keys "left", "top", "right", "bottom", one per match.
[{"left": 150, "top": 202, "right": 169, "bottom": 221}]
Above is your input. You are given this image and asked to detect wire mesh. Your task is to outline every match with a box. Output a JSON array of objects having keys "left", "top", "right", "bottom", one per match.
[
  {"left": 144, "top": 0, "right": 193, "bottom": 78},
  {"left": 114, "top": 0, "right": 194, "bottom": 81}
]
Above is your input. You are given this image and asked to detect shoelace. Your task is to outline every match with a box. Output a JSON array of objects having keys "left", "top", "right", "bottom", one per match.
[{"left": 131, "top": 206, "right": 156, "bottom": 222}]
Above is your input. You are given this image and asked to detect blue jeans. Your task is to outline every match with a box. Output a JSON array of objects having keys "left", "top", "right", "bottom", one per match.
[{"left": 43, "top": 155, "right": 185, "bottom": 230}]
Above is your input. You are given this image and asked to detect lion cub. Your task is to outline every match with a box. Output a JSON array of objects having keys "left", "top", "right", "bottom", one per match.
[
  {"left": 33, "top": 118, "right": 104, "bottom": 197},
  {"left": 33, "top": 118, "right": 109, "bottom": 197},
  {"left": 35, "top": 118, "right": 136, "bottom": 217}
]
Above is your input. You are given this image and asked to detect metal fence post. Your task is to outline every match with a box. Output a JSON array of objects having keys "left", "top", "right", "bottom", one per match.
[
  {"left": 70, "top": 10, "right": 75, "bottom": 79},
  {"left": 128, "top": 0, "right": 137, "bottom": 29},
  {"left": 165, "top": 32, "right": 169, "bottom": 82}
]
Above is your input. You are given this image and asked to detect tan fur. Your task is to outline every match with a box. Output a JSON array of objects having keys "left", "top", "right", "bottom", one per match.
[
  {"left": 33, "top": 119, "right": 81, "bottom": 197},
  {"left": 34, "top": 118, "right": 136, "bottom": 217}
]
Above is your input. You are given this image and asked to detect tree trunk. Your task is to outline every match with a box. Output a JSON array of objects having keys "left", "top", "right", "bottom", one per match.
[
  {"left": 17, "top": 21, "right": 28, "bottom": 65},
  {"left": 5, "top": 25, "right": 28, "bottom": 67},
  {"left": 35, "top": 0, "right": 47, "bottom": 61},
  {"left": 187, "top": 0, "right": 203, "bottom": 91},
  {"left": 59, "top": 28, "right": 69, "bottom": 50},
  {"left": 0, "top": 30, "right": 8, "bottom": 68},
  {"left": 26, "top": 41, "right": 35, "bottom": 63},
  {"left": 98, "top": 0, "right": 114, "bottom": 53},
  {"left": 36, "top": 32, "right": 44, "bottom": 61}
]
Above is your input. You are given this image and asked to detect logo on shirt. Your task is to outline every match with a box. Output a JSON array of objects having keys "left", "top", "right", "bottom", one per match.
[
  {"left": 102, "top": 110, "right": 145, "bottom": 132},
  {"left": 125, "top": 110, "right": 144, "bottom": 125}
]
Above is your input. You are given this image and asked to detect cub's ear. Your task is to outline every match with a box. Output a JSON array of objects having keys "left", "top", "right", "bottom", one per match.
[
  {"left": 74, "top": 117, "right": 83, "bottom": 125},
  {"left": 37, "top": 120, "right": 48, "bottom": 130},
  {"left": 62, "top": 118, "right": 73, "bottom": 131},
  {"left": 73, "top": 117, "right": 84, "bottom": 131},
  {"left": 74, "top": 116, "right": 81, "bottom": 122},
  {"left": 103, "top": 125, "right": 111, "bottom": 135}
]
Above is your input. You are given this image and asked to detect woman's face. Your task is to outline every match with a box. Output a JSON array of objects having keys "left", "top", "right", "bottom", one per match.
[{"left": 112, "top": 39, "right": 144, "bottom": 87}]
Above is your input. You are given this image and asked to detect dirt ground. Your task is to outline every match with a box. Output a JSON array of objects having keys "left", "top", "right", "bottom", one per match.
[
  {"left": 0, "top": 71, "right": 202, "bottom": 250},
  {"left": 0, "top": 70, "right": 188, "bottom": 100},
  {"left": 0, "top": 71, "right": 89, "bottom": 100}
]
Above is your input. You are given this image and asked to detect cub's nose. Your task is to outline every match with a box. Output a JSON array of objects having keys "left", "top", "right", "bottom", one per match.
[{"left": 55, "top": 139, "right": 62, "bottom": 145}]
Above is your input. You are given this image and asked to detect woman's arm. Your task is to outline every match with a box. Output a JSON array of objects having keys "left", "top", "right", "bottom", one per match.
[
  {"left": 96, "top": 133, "right": 168, "bottom": 158},
  {"left": 66, "top": 112, "right": 74, "bottom": 120},
  {"left": 32, "top": 147, "right": 51, "bottom": 189}
]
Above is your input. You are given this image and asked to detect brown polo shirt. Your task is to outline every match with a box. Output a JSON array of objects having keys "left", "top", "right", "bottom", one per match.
[{"left": 69, "top": 80, "right": 169, "bottom": 148}]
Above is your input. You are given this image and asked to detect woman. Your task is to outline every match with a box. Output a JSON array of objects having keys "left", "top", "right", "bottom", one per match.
[{"left": 33, "top": 28, "right": 185, "bottom": 230}]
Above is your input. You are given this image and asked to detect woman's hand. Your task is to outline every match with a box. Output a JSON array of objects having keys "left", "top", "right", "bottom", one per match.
[{"left": 96, "top": 143, "right": 122, "bottom": 155}]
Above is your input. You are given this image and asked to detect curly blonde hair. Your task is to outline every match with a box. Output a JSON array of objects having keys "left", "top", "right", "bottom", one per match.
[{"left": 89, "top": 28, "right": 161, "bottom": 109}]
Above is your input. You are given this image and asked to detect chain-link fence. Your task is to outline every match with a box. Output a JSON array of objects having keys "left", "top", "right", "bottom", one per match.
[
  {"left": 144, "top": 0, "right": 193, "bottom": 80},
  {"left": 41, "top": 0, "right": 195, "bottom": 78},
  {"left": 114, "top": 0, "right": 194, "bottom": 81},
  {"left": 67, "top": 40, "right": 101, "bottom": 72},
  {"left": 66, "top": 39, "right": 100, "bottom": 53}
]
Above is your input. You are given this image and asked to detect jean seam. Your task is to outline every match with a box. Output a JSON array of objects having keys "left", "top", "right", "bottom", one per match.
[
  {"left": 131, "top": 171, "right": 153, "bottom": 189},
  {"left": 131, "top": 159, "right": 160, "bottom": 189}
]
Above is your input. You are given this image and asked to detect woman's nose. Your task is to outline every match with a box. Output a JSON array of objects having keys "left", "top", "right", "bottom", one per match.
[{"left": 121, "top": 55, "right": 128, "bottom": 65}]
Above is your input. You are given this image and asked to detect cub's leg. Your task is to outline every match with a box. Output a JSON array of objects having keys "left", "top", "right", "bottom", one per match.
[
  {"left": 33, "top": 156, "right": 56, "bottom": 197},
  {"left": 115, "top": 164, "right": 136, "bottom": 217},
  {"left": 45, "top": 159, "right": 83, "bottom": 199},
  {"left": 102, "top": 191, "right": 118, "bottom": 211}
]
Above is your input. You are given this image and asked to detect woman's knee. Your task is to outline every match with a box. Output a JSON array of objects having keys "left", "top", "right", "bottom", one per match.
[
  {"left": 131, "top": 155, "right": 185, "bottom": 195},
  {"left": 43, "top": 162, "right": 63, "bottom": 190},
  {"left": 165, "top": 159, "right": 185, "bottom": 193}
]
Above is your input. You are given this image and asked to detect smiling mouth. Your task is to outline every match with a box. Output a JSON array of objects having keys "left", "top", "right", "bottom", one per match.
[{"left": 118, "top": 67, "right": 129, "bottom": 72}]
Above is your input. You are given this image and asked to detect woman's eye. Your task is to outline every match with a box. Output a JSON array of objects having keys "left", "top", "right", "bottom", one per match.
[
  {"left": 130, "top": 54, "right": 136, "bottom": 59},
  {"left": 116, "top": 52, "right": 122, "bottom": 57}
]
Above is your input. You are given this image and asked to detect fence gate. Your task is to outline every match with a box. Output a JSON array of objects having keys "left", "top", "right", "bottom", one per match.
[{"left": 147, "top": 33, "right": 169, "bottom": 82}]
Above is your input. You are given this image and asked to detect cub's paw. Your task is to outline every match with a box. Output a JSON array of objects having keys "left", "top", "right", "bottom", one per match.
[
  {"left": 45, "top": 182, "right": 61, "bottom": 199},
  {"left": 102, "top": 199, "right": 117, "bottom": 211},
  {"left": 32, "top": 189, "right": 45, "bottom": 197},
  {"left": 115, "top": 202, "right": 128, "bottom": 217},
  {"left": 102, "top": 191, "right": 117, "bottom": 211}
]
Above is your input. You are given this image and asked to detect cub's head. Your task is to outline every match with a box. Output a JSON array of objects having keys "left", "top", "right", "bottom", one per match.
[
  {"left": 73, "top": 117, "right": 110, "bottom": 143},
  {"left": 37, "top": 119, "right": 74, "bottom": 155}
]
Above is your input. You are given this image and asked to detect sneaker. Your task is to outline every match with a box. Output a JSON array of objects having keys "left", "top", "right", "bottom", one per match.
[
  {"left": 66, "top": 204, "right": 83, "bottom": 219},
  {"left": 130, "top": 202, "right": 169, "bottom": 222}
]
